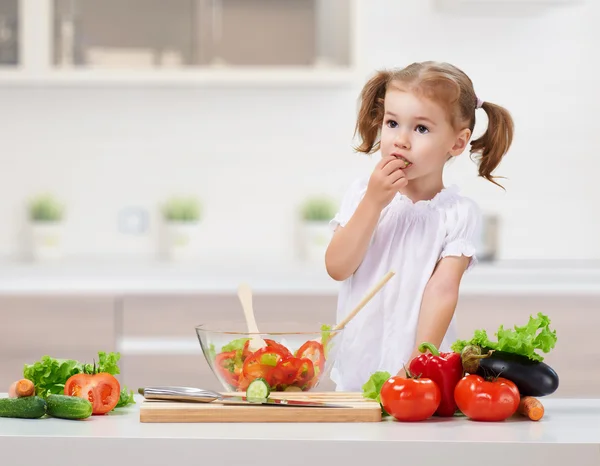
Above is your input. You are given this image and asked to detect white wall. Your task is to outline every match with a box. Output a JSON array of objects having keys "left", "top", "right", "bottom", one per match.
[{"left": 0, "top": 0, "right": 598, "bottom": 262}]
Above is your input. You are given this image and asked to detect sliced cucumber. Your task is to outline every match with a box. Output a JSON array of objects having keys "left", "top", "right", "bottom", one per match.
[{"left": 246, "top": 378, "right": 270, "bottom": 402}]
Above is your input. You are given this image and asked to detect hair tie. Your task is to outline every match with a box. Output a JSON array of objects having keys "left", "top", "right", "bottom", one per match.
[{"left": 476, "top": 97, "right": 484, "bottom": 109}]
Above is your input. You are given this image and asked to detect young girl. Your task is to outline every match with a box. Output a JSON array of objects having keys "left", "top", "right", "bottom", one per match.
[{"left": 325, "top": 61, "right": 514, "bottom": 391}]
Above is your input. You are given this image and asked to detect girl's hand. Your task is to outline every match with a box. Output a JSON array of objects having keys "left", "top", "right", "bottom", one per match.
[{"left": 364, "top": 155, "right": 408, "bottom": 210}]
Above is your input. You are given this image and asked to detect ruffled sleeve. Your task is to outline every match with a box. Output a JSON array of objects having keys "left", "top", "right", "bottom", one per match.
[
  {"left": 329, "top": 177, "right": 368, "bottom": 231},
  {"left": 439, "top": 197, "right": 482, "bottom": 271}
]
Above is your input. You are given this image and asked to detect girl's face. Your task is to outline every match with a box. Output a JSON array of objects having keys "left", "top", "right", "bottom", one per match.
[{"left": 380, "top": 86, "right": 471, "bottom": 186}]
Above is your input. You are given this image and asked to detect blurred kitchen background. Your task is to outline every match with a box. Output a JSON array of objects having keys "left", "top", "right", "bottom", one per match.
[{"left": 0, "top": 0, "right": 598, "bottom": 397}]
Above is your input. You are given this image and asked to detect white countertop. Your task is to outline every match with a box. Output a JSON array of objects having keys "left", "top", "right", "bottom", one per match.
[
  {"left": 1, "top": 258, "right": 600, "bottom": 296},
  {"left": 1, "top": 395, "right": 599, "bottom": 466}
]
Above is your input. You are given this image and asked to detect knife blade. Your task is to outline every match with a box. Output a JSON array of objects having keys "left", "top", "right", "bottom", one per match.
[{"left": 139, "top": 386, "right": 350, "bottom": 408}]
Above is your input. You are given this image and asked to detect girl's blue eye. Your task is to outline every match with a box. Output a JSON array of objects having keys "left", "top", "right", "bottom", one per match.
[
  {"left": 386, "top": 120, "right": 398, "bottom": 129},
  {"left": 416, "top": 125, "right": 429, "bottom": 134}
]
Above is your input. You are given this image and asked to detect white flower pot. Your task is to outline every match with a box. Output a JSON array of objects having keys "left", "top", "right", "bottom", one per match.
[
  {"left": 29, "top": 222, "right": 64, "bottom": 261},
  {"left": 163, "top": 221, "right": 201, "bottom": 261},
  {"left": 301, "top": 221, "right": 332, "bottom": 264}
]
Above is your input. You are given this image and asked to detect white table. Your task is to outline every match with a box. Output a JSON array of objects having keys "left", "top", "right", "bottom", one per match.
[{"left": 1, "top": 395, "right": 599, "bottom": 466}]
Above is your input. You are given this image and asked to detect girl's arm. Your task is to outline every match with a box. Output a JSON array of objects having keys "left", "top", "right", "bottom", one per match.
[
  {"left": 405, "top": 255, "right": 471, "bottom": 365},
  {"left": 325, "top": 197, "right": 381, "bottom": 281},
  {"left": 326, "top": 155, "right": 408, "bottom": 282}
]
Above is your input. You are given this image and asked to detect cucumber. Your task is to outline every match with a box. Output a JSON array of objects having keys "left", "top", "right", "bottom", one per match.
[
  {"left": 46, "top": 395, "right": 92, "bottom": 420},
  {"left": 246, "top": 378, "right": 270, "bottom": 402},
  {"left": 0, "top": 396, "right": 47, "bottom": 419}
]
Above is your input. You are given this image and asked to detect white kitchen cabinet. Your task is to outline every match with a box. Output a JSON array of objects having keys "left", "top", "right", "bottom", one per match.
[
  {"left": 0, "top": 0, "right": 18, "bottom": 66},
  {"left": 0, "top": 296, "right": 117, "bottom": 388},
  {"left": 435, "top": 0, "right": 584, "bottom": 14},
  {"left": 0, "top": 0, "right": 359, "bottom": 87}
]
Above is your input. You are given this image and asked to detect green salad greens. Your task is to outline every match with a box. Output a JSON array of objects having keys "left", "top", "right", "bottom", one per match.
[
  {"left": 361, "top": 371, "right": 391, "bottom": 416},
  {"left": 451, "top": 312, "right": 557, "bottom": 362},
  {"left": 23, "top": 351, "right": 136, "bottom": 408}
]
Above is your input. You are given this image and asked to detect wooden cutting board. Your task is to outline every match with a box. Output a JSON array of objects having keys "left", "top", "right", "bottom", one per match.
[{"left": 139, "top": 392, "right": 382, "bottom": 423}]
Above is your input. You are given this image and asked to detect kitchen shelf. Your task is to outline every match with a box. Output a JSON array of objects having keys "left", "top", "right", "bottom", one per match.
[
  {"left": 0, "top": 67, "right": 360, "bottom": 88},
  {"left": 2, "top": 0, "right": 361, "bottom": 88}
]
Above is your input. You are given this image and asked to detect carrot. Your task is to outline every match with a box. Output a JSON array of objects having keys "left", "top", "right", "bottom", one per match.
[
  {"left": 518, "top": 396, "right": 544, "bottom": 421},
  {"left": 9, "top": 379, "right": 35, "bottom": 398}
]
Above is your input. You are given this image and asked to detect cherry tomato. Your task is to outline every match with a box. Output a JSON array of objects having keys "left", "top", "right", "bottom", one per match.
[
  {"left": 380, "top": 376, "right": 441, "bottom": 422},
  {"left": 64, "top": 373, "right": 121, "bottom": 415},
  {"left": 454, "top": 374, "right": 520, "bottom": 422}
]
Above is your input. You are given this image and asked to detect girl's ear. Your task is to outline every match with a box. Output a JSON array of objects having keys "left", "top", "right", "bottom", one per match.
[{"left": 449, "top": 128, "right": 472, "bottom": 157}]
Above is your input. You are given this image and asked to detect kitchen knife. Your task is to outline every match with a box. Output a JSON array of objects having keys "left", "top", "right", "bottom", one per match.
[{"left": 139, "top": 386, "right": 350, "bottom": 408}]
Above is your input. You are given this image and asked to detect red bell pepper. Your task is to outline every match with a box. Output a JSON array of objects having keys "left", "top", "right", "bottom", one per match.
[{"left": 408, "top": 342, "right": 463, "bottom": 417}]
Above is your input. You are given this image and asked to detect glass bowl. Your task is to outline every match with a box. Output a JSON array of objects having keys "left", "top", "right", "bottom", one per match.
[{"left": 195, "top": 323, "right": 342, "bottom": 393}]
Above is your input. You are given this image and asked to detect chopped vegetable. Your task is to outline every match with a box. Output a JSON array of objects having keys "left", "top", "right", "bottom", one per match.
[
  {"left": 210, "top": 335, "right": 328, "bottom": 393},
  {"left": 222, "top": 338, "right": 250, "bottom": 352},
  {"left": 518, "top": 396, "right": 544, "bottom": 421},
  {"left": 64, "top": 372, "right": 121, "bottom": 415},
  {"left": 451, "top": 312, "right": 557, "bottom": 362},
  {"left": 246, "top": 378, "right": 270, "bottom": 402}
]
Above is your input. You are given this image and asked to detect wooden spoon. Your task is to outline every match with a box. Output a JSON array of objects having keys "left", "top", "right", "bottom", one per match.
[
  {"left": 237, "top": 282, "right": 267, "bottom": 352},
  {"left": 322, "top": 270, "right": 395, "bottom": 345}
]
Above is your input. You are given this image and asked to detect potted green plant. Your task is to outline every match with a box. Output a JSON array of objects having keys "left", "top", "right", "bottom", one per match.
[
  {"left": 27, "top": 194, "right": 65, "bottom": 261},
  {"left": 161, "top": 196, "right": 202, "bottom": 261},
  {"left": 299, "top": 196, "right": 337, "bottom": 263}
]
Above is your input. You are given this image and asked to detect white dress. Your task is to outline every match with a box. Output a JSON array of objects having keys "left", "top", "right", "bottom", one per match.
[{"left": 328, "top": 176, "right": 482, "bottom": 392}]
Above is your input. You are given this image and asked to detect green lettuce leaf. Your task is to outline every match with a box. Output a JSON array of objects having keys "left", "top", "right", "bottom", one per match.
[
  {"left": 451, "top": 312, "right": 557, "bottom": 362},
  {"left": 362, "top": 371, "right": 391, "bottom": 416},
  {"left": 362, "top": 371, "right": 390, "bottom": 403},
  {"left": 320, "top": 323, "right": 332, "bottom": 357},
  {"left": 23, "top": 356, "right": 84, "bottom": 398},
  {"left": 23, "top": 351, "right": 135, "bottom": 409},
  {"left": 116, "top": 386, "right": 136, "bottom": 408},
  {"left": 222, "top": 338, "right": 249, "bottom": 352},
  {"left": 82, "top": 351, "right": 122, "bottom": 375}
]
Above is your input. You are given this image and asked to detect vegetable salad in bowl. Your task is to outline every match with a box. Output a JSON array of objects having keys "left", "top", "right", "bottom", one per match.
[{"left": 196, "top": 324, "right": 341, "bottom": 392}]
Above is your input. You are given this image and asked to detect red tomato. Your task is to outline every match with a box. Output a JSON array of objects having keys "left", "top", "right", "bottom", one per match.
[
  {"left": 64, "top": 373, "right": 121, "bottom": 415},
  {"left": 242, "top": 347, "right": 286, "bottom": 385},
  {"left": 296, "top": 340, "right": 325, "bottom": 373},
  {"left": 263, "top": 339, "right": 293, "bottom": 358},
  {"left": 214, "top": 350, "right": 241, "bottom": 388},
  {"left": 271, "top": 358, "right": 303, "bottom": 388},
  {"left": 294, "top": 358, "right": 315, "bottom": 387},
  {"left": 241, "top": 340, "right": 252, "bottom": 361},
  {"left": 454, "top": 374, "right": 520, "bottom": 422},
  {"left": 380, "top": 376, "right": 441, "bottom": 422}
]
